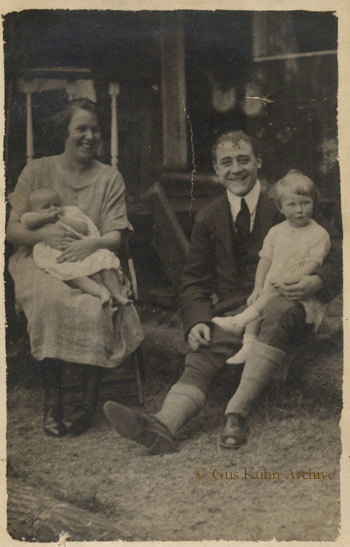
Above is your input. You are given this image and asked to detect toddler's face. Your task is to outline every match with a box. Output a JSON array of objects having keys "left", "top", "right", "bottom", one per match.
[
  {"left": 33, "top": 193, "right": 63, "bottom": 216},
  {"left": 280, "top": 190, "right": 313, "bottom": 228}
]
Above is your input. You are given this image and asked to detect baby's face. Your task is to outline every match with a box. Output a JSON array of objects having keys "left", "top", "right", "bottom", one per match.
[{"left": 33, "top": 193, "right": 63, "bottom": 216}]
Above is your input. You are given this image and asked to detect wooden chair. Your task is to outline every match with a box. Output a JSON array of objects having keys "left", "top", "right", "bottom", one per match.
[{"left": 11, "top": 68, "right": 145, "bottom": 404}]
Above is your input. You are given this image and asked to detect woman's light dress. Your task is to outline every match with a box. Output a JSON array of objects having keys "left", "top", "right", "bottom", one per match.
[{"left": 8, "top": 156, "right": 144, "bottom": 368}]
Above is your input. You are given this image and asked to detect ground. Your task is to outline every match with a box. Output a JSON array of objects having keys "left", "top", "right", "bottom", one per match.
[{"left": 6, "top": 302, "right": 343, "bottom": 543}]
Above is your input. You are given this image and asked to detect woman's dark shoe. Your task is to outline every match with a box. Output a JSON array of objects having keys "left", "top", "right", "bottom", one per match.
[
  {"left": 65, "top": 406, "right": 95, "bottom": 436},
  {"left": 220, "top": 412, "right": 249, "bottom": 449},
  {"left": 43, "top": 405, "right": 69, "bottom": 437}
]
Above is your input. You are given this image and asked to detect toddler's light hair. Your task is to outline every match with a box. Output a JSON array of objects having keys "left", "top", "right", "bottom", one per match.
[
  {"left": 273, "top": 169, "right": 319, "bottom": 209},
  {"left": 28, "top": 188, "right": 62, "bottom": 211}
]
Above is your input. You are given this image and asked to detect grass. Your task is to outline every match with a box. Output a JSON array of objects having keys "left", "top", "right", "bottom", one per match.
[{"left": 6, "top": 327, "right": 342, "bottom": 542}]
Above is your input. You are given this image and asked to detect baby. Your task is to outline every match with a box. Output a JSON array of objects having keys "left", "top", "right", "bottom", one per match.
[
  {"left": 22, "top": 188, "right": 131, "bottom": 306},
  {"left": 213, "top": 170, "right": 331, "bottom": 364}
]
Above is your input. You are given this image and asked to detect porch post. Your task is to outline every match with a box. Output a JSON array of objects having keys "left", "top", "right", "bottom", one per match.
[
  {"left": 25, "top": 90, "right": 34, "bottom": 163},
  {"left": 160, "top": 13, "right": 188, "bottom": 169},
  {"left": 109, "top": 82, "right": 120, "bottom": 168}
]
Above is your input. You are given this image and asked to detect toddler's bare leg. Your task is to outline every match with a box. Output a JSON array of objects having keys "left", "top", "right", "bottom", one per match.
[
  {"left": 249, "top": 286, "right": 280, "bottom": 315},
  {"left": 71, "top": 276, "right": 110, "bottom": 304},
  {"left": 227, "top": 320, "right": 259, "bottom": 365},
  {"left": 101, "top": 269, "right": 132, "bottom": 306}
]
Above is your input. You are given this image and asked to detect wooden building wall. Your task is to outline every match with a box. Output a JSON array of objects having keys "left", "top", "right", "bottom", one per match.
[
  {"left": 4, "top": 11, "right": 339, "bottom": 201},
  {"left": 4, "top": 11, "right": 340, "bottom": 299}
]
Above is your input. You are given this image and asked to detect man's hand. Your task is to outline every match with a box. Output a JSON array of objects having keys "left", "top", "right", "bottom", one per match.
[
  {"left": 278, "top": 274, "right": 323, "bottom": 301},
  {"left": 278, "top": 273, "right": 302, "bottom": 286},
  {"left": 188, "top": 323, "right": 211, "bottom": 351}
]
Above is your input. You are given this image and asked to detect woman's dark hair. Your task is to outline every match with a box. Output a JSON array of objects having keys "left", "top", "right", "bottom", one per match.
[{"left": 53, "top": 98, "right": 100, "bottom": 141}]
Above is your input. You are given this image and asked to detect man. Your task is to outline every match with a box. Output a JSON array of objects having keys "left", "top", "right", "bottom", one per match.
[{"left": 103, "top": 129, "right": 341, "bottom": 453}]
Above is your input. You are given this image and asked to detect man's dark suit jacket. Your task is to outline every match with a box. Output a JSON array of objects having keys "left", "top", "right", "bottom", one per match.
[{"left": 180, "top": 191, "right": 341, "bottom": 337}]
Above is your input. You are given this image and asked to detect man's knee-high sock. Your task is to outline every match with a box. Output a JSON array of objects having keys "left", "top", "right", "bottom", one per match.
[
  {"left": 155, "top": 383, "right": 206, "bottom": 435},
  {"left": 225, "top": 341, "right": 285, "bottom": 417}
]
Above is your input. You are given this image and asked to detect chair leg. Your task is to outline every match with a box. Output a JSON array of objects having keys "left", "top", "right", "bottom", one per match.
[
  {"left": 133, "top": 348, "right": 145, "bottom": 406},
  {"left": 135, "top": 346, "right": 146, "bottom": 381}
]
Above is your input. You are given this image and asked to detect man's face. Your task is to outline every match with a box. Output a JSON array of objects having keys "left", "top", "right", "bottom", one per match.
[{"left": 213, "top": 138, "right": 262, "bottom": 196}]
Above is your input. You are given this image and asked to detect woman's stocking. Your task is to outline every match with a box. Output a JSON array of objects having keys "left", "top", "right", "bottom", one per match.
[
  {"left": 40, "top": 358, "right": 68, "bottom": 437},
  {"left": 67, "top": 365, "right": 103, "bottom": 436}
]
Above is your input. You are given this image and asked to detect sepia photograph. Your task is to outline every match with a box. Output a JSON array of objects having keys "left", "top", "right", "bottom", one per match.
[{"left": 2, "top": 5, "right": 344, "bottom": 544}]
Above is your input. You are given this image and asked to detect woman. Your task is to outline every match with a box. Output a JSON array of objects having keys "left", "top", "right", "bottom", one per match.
[{"left": 7, "top": 98, "right": 144, "bottom": 437}]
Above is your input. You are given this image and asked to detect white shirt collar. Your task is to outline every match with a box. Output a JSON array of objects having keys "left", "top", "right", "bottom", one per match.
[{"left": 226, "top": 180, "right": 261, "bottom": 222}]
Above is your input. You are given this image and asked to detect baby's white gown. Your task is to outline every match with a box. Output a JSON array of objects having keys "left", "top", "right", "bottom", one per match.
[{"left": 28, "top": 206, "right": 122, "bottom": 280}]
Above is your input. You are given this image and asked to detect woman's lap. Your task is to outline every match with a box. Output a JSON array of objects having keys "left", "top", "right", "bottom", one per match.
[{"left": 9, "top": 251, "right": 143, "bottom": 368}]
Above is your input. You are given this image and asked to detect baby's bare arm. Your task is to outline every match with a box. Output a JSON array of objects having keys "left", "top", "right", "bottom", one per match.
[
  {"left": 22, "top": 211, "right": 57, "bottom": 230},
  {"left": 59, "top": 216, "right": 89, "bottom": 236}
]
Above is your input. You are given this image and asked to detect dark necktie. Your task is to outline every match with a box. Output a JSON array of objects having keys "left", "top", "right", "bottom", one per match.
[{"left": 235, "top": 198, "right": 250, "bottom": 240}]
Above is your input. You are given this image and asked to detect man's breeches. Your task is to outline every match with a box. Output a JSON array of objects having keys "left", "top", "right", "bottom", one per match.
[
  {"left": 179, "top": 296, "right": 308, "bottom": 395},
  {"left": 258, "top": 295, "right": 307, "bottom": 351}
]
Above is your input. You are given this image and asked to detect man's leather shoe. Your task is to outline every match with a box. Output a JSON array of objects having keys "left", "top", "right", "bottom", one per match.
[
  {"left": 103, "top": 401, "right": 177, "bottom": 454},
  {"left": 220, "top": 412, "right": 248, "bottom": 449}
]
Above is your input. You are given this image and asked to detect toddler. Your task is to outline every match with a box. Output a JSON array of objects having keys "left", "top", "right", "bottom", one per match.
[
  {"left": 213, "top": 170, "right": 331, "bottom": 364},
  {"left": 22, "top": 188, "right": 131, "bottom": 306}
]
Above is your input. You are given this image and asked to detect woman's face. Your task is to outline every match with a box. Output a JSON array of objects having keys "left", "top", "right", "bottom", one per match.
[{"left": 65, "top": 108, "right": 101, "bottom": 163}]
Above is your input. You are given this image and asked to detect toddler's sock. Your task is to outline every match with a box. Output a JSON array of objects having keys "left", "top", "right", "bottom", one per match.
[
  {"left": 231, "top": 306, "right": 260, "bottom": 327},
  {"left": 227, "top": 334, "right": 258, "bottom": 365},
  {"left": 212, "top": 306, "right": 260, "bottom": 332}
]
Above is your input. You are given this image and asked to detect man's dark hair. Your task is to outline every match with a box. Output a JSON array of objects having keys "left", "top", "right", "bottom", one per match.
[{"left": 211, "top": 129, "right": 261, "bottom": 161}]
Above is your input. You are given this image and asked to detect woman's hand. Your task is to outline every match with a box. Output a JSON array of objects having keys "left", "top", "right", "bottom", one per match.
[
  {"left": 37, "top": 223, "right": 73, "bottom": 250},
  {"left": 278, "top": 275, "right": 323, "bottom": 301},
  {"left": 56, "top": 237, "right": 98, "bottom": 263},
  {"left": 38, "top": 222, "right": 82, "bottom": 251}
]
